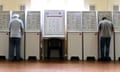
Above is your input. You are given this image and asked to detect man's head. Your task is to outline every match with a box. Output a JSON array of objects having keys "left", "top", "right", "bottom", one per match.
[
  {"left": 12, "top": 14, "right": 20, "bottom": 18},
  {"left": 102, "top": 17, "right": 107, "bottom": 20}
]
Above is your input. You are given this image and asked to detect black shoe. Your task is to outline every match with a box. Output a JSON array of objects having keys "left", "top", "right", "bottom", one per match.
[
  {"left": 9, "top": 59, "right": 15, "bottom": 62},
  {"left": 105, "top": 57, "right": 111, "bottom": 61}
]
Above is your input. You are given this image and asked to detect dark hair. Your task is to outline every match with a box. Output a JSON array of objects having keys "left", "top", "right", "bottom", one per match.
[{"left": 102, "top": 17, "right": 107, "bottom": 20}]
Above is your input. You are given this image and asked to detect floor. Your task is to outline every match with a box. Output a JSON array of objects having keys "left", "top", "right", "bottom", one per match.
[{"left": 0, "top": 60, "right": 120, "bottom": 72}]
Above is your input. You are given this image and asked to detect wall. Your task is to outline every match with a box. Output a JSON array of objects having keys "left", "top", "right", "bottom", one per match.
[
  {"left": 84, "top": 0, "right": 120, "bottom": 11},
  {"left": 0, "top": 0, "right": 30, "bottom": 11},
  {"left": 0, "top": 0, "right": 120, "bottom": 11},
  {"left": 108, "top": 0, "right": 120, "bottom": 10},
  {"left": 84, "top": 0, "right": 108, "bottom": 11}
]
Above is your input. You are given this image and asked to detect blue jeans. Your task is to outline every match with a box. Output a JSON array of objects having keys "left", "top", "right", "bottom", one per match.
[
  {"left": 9, "top": 38, "right": 21, "bottom": 60},
  {"left": 100, "top": 37, "right": 111, "bottom": 59}
]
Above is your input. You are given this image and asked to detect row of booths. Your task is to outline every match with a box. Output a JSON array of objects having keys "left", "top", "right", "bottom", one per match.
[{"left": 0, "top": 10, "right": 120, "bottom": 61}]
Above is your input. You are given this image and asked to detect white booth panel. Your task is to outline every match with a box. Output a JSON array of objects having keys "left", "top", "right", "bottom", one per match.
[
  {"left": 0, "top": 11, "right": 10, "bottom": 32},
  {"left": 25, "top": 11, "right": 40, "bottom": 60},
  {"left": 68, "top": 32, "right": 82, "bottom": 60},
  {"left": 25, "top": 32, "right": 40, "bottom": 60},
  {"left": 26, "top": 11, "right": 40, "bottom": 32},
  {"left": 0, "top": 11, "right": 10, "bottom": 59},
  {"left": 21, "top": 36, "right": 24, "bottom": 59},
  {"left": 83, "top": 33, "right": 98, "bottom": 60},
  {"left": 109, "top": 36, "right": 114, "bottom": 60},
  {"left": 0, "top": 32, "right": 9, "bottom": 59},
  {"left": 67, "top": 11, "right": 82, "bottom": 32},
  {"left": 115, "top": 33, "right": 120, "bottom": 60},
  {"left": 113, "top": 11, "right": 120, "bottom": 61},
  {"left": 43, "top": 10, "right": 65, "bottom": 38}
]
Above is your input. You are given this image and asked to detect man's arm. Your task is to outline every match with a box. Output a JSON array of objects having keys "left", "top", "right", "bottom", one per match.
[
  {"left": 20, "top": 20, "right": 24, "bottom": 36},
  {"left": 8, "top": 20, "right": 12, "bottom": 35},
  {"left": 111, "top": 24, "right": 114, "bottom": 32},
  {"left": 98, "top": 23, "right": 101, "bottom": 32}
]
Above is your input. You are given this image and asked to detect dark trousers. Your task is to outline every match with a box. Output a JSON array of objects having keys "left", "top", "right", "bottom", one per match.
[
  {"left": 9, "top": 38, "right": 21, "bottom": 60},
  {"left": 100, "top": 37, "right": 111, "bottom": 59}
]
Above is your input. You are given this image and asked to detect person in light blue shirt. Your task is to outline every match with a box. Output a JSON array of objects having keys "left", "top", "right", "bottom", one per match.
[
  {"left": 98, "top": 17, "right": 114, "bottom": 61},
  {"left": 9, "top": 14, "right": 24, "bottom": 61}
]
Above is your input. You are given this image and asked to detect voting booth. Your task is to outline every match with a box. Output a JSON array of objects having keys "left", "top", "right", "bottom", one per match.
[
  {"left": 12, "top": 11, "right": 25, "bottom": 60},
  {"left": 113, "top": 11, "right": 120, "bottom": 61},
  {"left": 25, "top": 11, "right": 41, "bottom": 60},
  {"left": 42, "top": 10, "right": 65, "bottom": 60},
  {"left": 98, "top": 11, "right": 114, "bottom": 61},
  {"left": 67, "top": 11, "right": 82, "bottom": 60},
  {"left": 0, "top": 11, "right": 10, "bottom": 59},
  {"left": 82, "top": 11, "right": 98, "bottom": 60}
]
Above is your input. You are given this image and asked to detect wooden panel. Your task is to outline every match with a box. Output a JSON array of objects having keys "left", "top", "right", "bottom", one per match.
[{"left": 0, "top": 61, "right": 119, "bottom": 72}]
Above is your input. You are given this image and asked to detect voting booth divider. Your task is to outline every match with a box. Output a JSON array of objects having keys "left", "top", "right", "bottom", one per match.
[
  {"left": 25, "top": 11, "right": 41, "bottom": 60},
  {"left": 0, "top": 11, "right": 10, "bottom": 59},
  {"left": 82, "top": 11, "right": 98, "bottom": 60},
  {"left": 113, "top": 11, "right": 120, "bottom": 61},
  {"left": 67, "top": 11, "right": 83, "bottom": 60}
]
